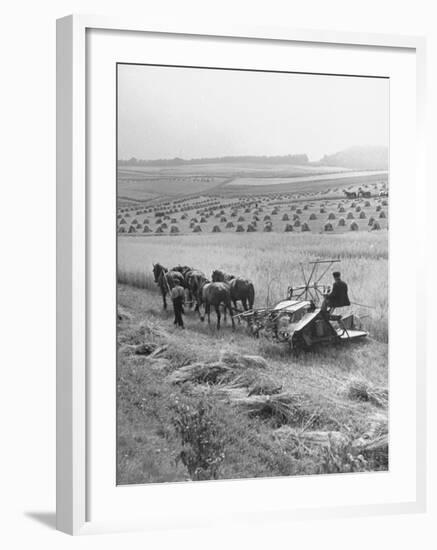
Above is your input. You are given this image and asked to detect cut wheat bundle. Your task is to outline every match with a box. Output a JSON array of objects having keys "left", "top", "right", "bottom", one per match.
[
  {"left": 274, "top": 425, "right": 349, "bottom": 451},
  {"left": 346, "top": 378, "right": 388, "bottom": 408},
  {"left": 168, "top": 361, "right": 236, "bottom": 384}
]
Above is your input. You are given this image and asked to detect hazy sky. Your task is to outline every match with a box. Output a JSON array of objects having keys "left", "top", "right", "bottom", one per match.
[{"left": 117, "top": 64, "right": 388, "bottom": 162}]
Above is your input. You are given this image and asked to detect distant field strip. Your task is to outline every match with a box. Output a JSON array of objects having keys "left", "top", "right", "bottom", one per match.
[{"left": 228, "top": 170, "right": 388, "bottom": 187}]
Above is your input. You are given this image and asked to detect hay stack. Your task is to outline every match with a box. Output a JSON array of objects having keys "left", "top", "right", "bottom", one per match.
[
  {"left": 192, "top": 225, "right": 202, "bottom": 232},
  {"left": 236, "top": 224, "right": 245, "bottom": 232},
  {"left": 296, "top": 208, "right": 302, "bottom": 214},
  {"left": 220, "top": 216, "right": 227, "bottom": 222},
  {"left": 301, "top": 222, "right": 310, "bottom": 232},
  {"left": 170, "top": 225, "right": 179, "bottom": 234},
  {"left": 284, "top": 223, "right": 294, "bottom": 232},
  {"left": 161, "top": 222, "right": 168, "bottom": 229},
  {"left": 253, "top": 215, "right": 260, "bottom": 221},
  {"left": 364, "top": 201, "right": 371, "bottom": 207},
  {"left": 128, "top": 225, "right": 136, "bottom": 233},
  {"left": 324, "top": 223, "right": 334, "bottom": 232},
  {"left": 368, "top": 216, "right": 375, "bottom": 225},
  {"left": 382, "top": 199, "right": 388, "bottom": 206},
  {"left": 351, "top": 202, "right": 356, "bottom": 208},
  {"left": 355, "top": 206, "right": 361, "bottom": 212},
  {"left": 212, "top": 225, "right": 221, "bottom": 233},
  {"left": 118, "top": 226, "right": 126, "bottom": 233},
  {"left": 120, "top": 218, "right": 127, "bottom": 224},
  {"left": 303, "top": 205, "right": 309, "bottom": 210},
  {"left": 226, "top": 221, "right": 235, "bottom": 228},
  {"left": 347, "top": 212, "right": 354, "bottom": 219},
  {"left": 320, "top": 207, "right": 326, "bottom": 213},
  {"left": 131, "top": 217, "right": 139, "bottom": 224},
  {"left": 143, "top": 225, "right": 151, "bottom": 233},
  {"left": 293, "top": 213, "right": 300, "bottom": 221},
  {"left": 294, "top": 219, "right": 301, "bottom": 227},
  {"left": 327, "top": 212, "right": 336, "bottom": 220},
  {"left": 338, "top": 217, "right": 346, "bottom": 226},
  {"left": 200, "top": 216, "right": 207, "bottom": 223},
  {"left": 379, "top": 210, "right": 386, "bottom": 218},
  {"left": 359, "top": 211, "right": 366, "bottom": 219},
  {"left": 263, "top": 215, "right": 271, "bottom": 221},
  {"left": 282, "top": 213, "right": 290, "bottom": 221},
  {"left": 238, "top": 216, "right": 245, "bottom": 222},
  {"left": 263, "top": 224, "right": 272, "bottom": 232},
  {"left": 155, "top": 226, "right": 163, "bottom": 234},
  {"left": 309, "top": 213, "right": 317, "bottom": 220},
  {"left": 350, "top": 221, "right": 359, "bottom": 231},
  {"left": 376, "top": 205, "right": 382, "bottom": 212},
  {"left": 290, "top": 205, "right": 296, "bottom": 211},
  {"left": 371, "top": 221, "right": 381, "bottom": 231},
  {"left": 247, "top": 224, "right": 256, "bottom": 232},
  {"left": 338, "top": 206, "right": 345, "bottom": 213}
]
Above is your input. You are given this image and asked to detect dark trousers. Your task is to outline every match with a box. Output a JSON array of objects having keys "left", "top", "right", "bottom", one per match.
[{"left": 173, "top": 296, "right": 184, "bottom": 327}]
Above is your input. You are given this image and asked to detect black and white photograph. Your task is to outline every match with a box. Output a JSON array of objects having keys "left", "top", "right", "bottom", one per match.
[{"left": 116, "top": 63, "right": 389, "bottom": 484}]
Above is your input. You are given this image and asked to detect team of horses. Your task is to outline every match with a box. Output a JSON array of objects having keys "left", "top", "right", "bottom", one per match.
[{"left": 152, "top": 263, "right": 255, "bottom": 329}]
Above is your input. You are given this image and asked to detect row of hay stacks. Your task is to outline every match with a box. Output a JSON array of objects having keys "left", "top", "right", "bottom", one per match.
[{"left": 119, "top": 218, "right": 383, "bottom": 234}]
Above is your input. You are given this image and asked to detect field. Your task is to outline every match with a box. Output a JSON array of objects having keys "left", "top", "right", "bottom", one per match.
[
  {"left": 116, "top": 161, "right": 389, "bottom": 484},
  {"left": 118, "top": 230, "right": 388, "bottom": 484}
]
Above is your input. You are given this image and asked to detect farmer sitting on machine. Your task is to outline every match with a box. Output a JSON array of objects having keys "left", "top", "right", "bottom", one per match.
[{"left": 322, "top": 271, "right": 350, "bottom": 313}]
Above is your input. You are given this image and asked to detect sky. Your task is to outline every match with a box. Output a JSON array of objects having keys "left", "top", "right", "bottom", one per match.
[{"left": 117, "top": 64, "right": 389, "bottom": 162}]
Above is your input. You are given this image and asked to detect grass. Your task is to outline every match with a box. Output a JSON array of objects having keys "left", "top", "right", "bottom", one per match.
[{"left": 117, "top": 283, "right": 388, "bottom": 485}]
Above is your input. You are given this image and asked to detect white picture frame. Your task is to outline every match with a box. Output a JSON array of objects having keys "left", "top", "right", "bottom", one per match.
[{"left": 56, "top": 14, "right": 427, "bottom": 535}]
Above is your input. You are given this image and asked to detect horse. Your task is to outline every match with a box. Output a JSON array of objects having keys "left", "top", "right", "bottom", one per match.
[
  {"left": 211, "top": 269, "right": 255, "bottom": 313},
  {"left": 343, "top": 190, "right": 357, "bottom": 199},
  {"left": 185, "top": 269, "right": 208, "bottom": 313},
  {"left": 200, "top": 282, "right": 235, "bottom": 330},
  {"left": 152, "top": 263, "right": 185, "bottom": 309}
]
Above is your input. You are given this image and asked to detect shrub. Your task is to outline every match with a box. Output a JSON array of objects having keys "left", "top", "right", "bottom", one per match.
[{"left": 170, "top": 396, "right": 226, "bottom": 481}]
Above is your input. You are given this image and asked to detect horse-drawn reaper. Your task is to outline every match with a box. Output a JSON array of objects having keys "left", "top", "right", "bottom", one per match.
[{"left": 235, "top": 259, "right": 368, "bottom": 353}]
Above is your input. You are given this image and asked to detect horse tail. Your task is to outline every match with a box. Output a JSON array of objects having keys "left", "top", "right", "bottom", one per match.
[{"left": 248, "top": 282, "right": 255, "bottom": 309}]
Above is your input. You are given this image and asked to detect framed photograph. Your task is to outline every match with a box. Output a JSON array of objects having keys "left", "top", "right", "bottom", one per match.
[{"left": 56, "top": 15, "right": 427, "bottom": 535}]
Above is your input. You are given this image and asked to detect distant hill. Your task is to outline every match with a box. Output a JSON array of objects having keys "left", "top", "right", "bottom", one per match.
[
  {"left": 118, "top": 153, "right": 309, "bottom": 167},
  {"left": 318, "top": 146, "right": 388, "bottom": 170}
]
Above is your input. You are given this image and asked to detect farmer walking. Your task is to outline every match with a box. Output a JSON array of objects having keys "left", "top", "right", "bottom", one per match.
[{"left": 171, "top": 283, "right": 185, "bottom": 328}]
